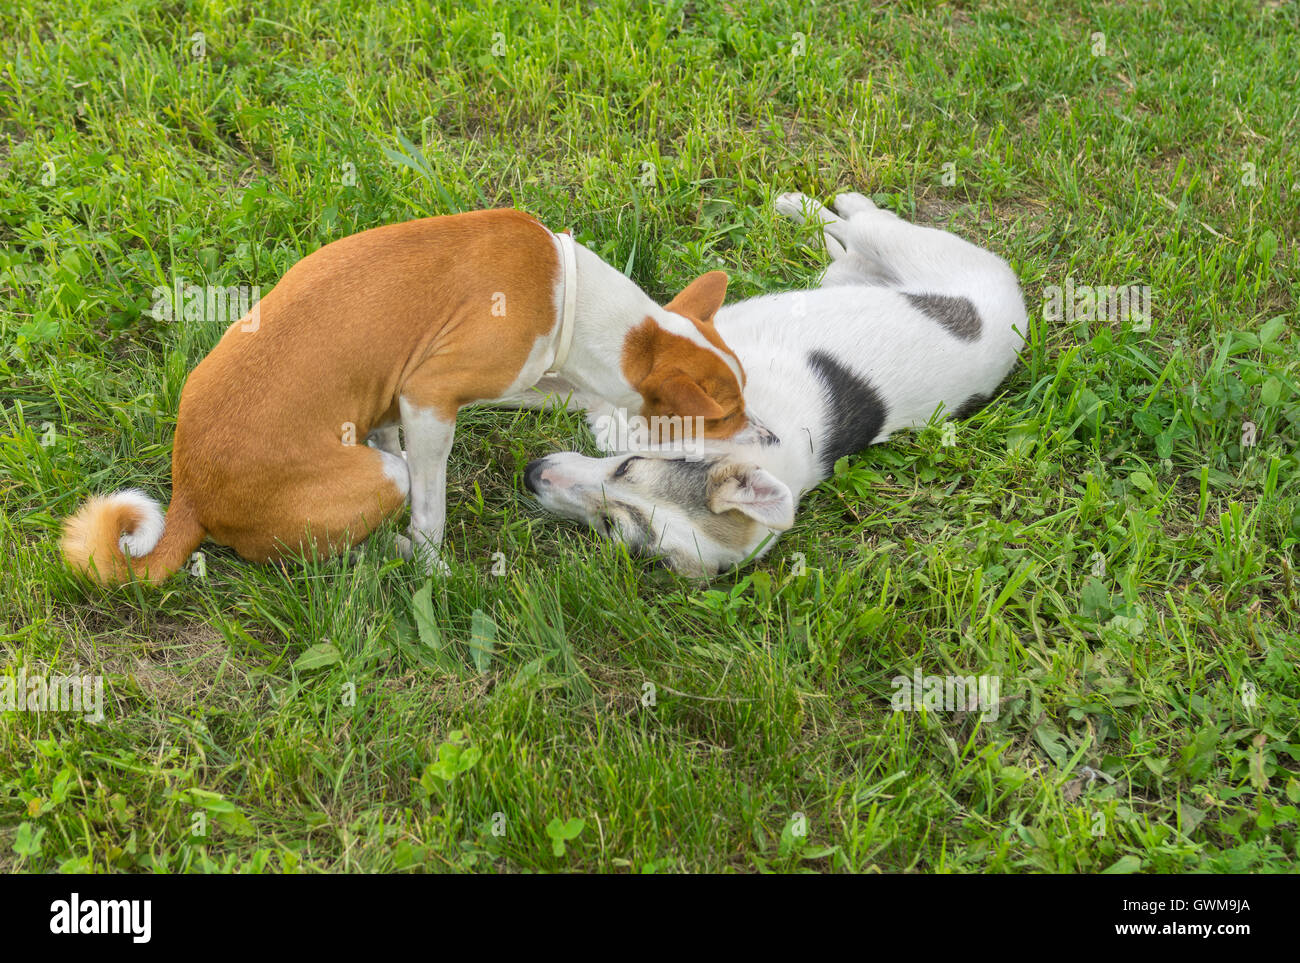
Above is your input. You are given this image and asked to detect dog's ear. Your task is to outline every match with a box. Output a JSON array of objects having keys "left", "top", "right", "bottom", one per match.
[
  {"left": 665, "top": 271, "right": 728, "bottom": 325},
  {"left": 707, "top": 464, "right": 795, "bottom": 529},
  {"left": 641, "top": 369, "right": 726, "bottom": 419}
]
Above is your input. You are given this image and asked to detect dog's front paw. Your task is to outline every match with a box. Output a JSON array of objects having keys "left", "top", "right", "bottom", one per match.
[{"left": 395, "top": 535, "right": 451, "bottom": 575}]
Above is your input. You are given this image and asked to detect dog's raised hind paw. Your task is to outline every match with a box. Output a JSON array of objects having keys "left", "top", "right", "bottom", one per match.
[
  {"left": 774, "top": 191, "right": 824, "bottom": 224},
  {"left": 776, "top": 192, "right": 848, "bottom": 258},
  {"left": 831, "top": 191, "right": 879, "bottom": 217}
]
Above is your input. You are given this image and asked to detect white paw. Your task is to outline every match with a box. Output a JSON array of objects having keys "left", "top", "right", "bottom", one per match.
[
  {"left": 586, "top": 402, "right": 624, "bottom": 452},
  {"left": 832, "top": 191, "right": 877, "bottom": 216},
  {"left": 395, "top": 535, "right": 451, "bottom": 575},
  {"left": 774, "top": 191, "right": 819, "bottom": 223},
  {"left": 395, "top": 534, "right": 414, "bottom": 560}
]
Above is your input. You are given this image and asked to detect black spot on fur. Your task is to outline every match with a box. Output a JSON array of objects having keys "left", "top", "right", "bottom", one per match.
[
  {"left": 951, "top": 393, "right": 990, "bottom": 420},
  {"left": 904, "top": 292, "right": 981, "bottom": 341},
  {"left": 807, "top": 351, "right": 887, "bottom": 473}
]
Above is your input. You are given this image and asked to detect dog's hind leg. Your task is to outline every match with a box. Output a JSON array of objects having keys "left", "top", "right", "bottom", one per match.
[
  {"left": 774, "top": 192, "right": 848, "bottom": 259},
  {"left": 774, "top": 191, "right": 842, "bottom": 227},
  {"left": 830, "top": 191, "right": 883, "bottom": 218},
  {"left": 776, "top": 191, "right": 924, "bottom": 287},
  {"left": 820, "top": 251, "right": 892, "bottom": 287},
  {"left": 819, "top": 202, "right": 907, "bottom": 288},
  {"left": 213, "top": 445, "right": 409, "bottom": 564},
  {"left": 818, "top": 195, "right": 927, "bottom": 289},
  {"left": 824, "top": 198, "right": 1012, "bottom": 299},
  {"left": 823, "top": 194, "right": 1029, "bottom": 391}
]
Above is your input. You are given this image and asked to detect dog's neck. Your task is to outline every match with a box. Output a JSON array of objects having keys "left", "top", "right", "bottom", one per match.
[
  {"left": 668, "top": 297, "right": 831, "bottom": 497},
  {"left": 552, "top": 240, "right": 663, "bottom": 411}
]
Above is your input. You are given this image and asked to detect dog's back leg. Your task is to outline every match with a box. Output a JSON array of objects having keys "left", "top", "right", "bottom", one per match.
[
  {"left": 774, "top": 191, "right": 903, "bottom": 287},
  {"left": 823, "top": 193, "right": 1013, "bottom": 298},
  {"left": 774, "top": 192, "right": 847, "bottom": 259},
  {"left": 828, "top": 191, "right": 881, "bottom": 218},
  {"left": 823, "top": 193, "right": 1028, "bottom": 413},
  {"left": 209, "top": 445, "right": 409, "bottom": 563}
]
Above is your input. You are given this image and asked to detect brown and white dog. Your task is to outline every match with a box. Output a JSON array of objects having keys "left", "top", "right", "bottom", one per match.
[{"left": 61, "top": 208, "right": 756, "bottom": 583}]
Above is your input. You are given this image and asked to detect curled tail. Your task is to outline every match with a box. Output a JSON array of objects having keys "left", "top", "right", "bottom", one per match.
[{"left": 60, "top": 489, "right": 205, "bottom": 585}]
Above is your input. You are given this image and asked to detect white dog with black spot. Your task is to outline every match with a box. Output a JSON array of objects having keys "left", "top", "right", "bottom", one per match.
[{"left": 523, "top": 191, "right": 1029, "bottom": 576}]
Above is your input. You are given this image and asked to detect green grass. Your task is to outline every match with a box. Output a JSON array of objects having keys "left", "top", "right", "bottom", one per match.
[{"left": 1, "top": 0, "right": 1298, "bottom": 873}]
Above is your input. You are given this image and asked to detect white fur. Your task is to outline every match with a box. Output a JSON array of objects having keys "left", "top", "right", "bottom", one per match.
[
  {"left": 113, "top": 488, "right": 165, "bottom": 558},
  {"left": 713, "top": 192, "right": 1026, "bottom": 498},
  {"left": 546, "top": 242, "right": 661, "bottom": 411},
  {"left": 379, "top": 450, "right": 411, "bottom": 498},
  {"left": 397, "top": 400, "right": 455, "bottom": 573}
]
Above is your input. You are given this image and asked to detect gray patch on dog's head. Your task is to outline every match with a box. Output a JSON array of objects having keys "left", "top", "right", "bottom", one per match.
[
  {"left": 904, "top": 292, "right": 981, "bottom": 341},
  {"left": 642, "top": 457, "right": 713, "bottom": 514},
  {"left": 527, "top": 452, "right": 775, "bottom": 576},
  {"left": 641, "top": 457, "right": 762, "bottom": 555},
  {"left": 593, "top": 456, "right": 764, "bottom": 572}
]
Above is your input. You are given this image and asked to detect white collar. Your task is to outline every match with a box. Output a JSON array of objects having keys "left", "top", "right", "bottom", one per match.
[{"left": 546, "top": 231, "right": 578, "bottom": 375}]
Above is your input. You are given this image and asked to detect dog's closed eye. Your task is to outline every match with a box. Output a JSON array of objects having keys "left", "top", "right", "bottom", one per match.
[{"left": 612, "top": 456, "right": 641, "bottom": 479}]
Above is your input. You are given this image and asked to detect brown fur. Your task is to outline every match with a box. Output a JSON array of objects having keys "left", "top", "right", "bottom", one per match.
[
  {"left": 60, "top": 209, "right": 748, "bottom": 585},
  {"left": 61, "top": 494, "right": 203, "bottom": 585},
  {"left": 622, "top": 271, "right": 746, "bottom": 442}
]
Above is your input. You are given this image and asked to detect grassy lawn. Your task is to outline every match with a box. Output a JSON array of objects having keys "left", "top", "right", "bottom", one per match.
[{"left": 1, "top": 0, "right": 1297, "bottom": 873}]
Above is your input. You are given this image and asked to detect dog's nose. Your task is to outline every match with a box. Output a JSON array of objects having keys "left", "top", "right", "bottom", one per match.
[{"left": 524, "top": 459, "right": 546, "bottom": 494}]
